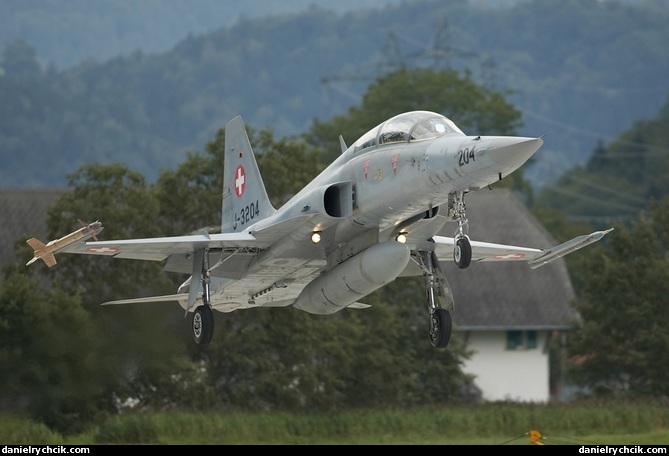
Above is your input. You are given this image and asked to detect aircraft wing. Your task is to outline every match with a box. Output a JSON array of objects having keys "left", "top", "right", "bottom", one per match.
[
  {"left": 431, "top": 228, "right": 613, "bottom": 269},
  {"left": 58, "top": 232, "right": 259, "bottom": 261}
]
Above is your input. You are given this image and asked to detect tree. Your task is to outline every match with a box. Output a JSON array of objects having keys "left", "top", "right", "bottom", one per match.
[
  {"left": 49, "top": 163, "right": 172, "bottom": 305},
  {"left": 0, "top": 263, "right": 108, "bottom": 434},
  {"left": 344, "top": 279, "right": 473, "bottom": 407},
  {"left": 1, "top": 40, "right": 42, "bottom": 80},
  {"left": 535, "top": 94, "right": 669, "bottom": 223},
  {"left": 46, "top": 163, "right": 204, "bottom": 417},
  {"left": 568, "top": 196, "right": 669, "bottom": 397}
]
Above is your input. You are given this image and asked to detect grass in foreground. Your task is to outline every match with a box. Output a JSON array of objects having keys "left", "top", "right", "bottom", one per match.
[{"left": 2, "top": 402, "right": 668, "bottom": 445}]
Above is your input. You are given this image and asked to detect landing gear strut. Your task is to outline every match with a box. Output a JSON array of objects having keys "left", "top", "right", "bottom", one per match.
[
  {"left": 450, "top": 191, "right": 472, "bottom": 269},
  {"left": 416, "top": 251, "right": 455, "bottom": 348},
  {"left": 191, "top": 248, "right": 214, "bottom": 345}
]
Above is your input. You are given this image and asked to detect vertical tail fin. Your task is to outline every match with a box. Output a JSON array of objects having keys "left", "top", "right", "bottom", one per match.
[{"left": 222, "top": 116, "right": 276, "bottom": 233}]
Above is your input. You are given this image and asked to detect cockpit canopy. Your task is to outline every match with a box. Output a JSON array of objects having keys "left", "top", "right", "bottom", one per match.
[{"left": 352, "top": 111, "right": 464, "bottom": 153}]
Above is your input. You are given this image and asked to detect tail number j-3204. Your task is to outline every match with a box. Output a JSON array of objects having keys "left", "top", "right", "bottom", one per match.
[
  {"left": 458, "top": 147, "right": 476, "bottom": 167},
  {"left": 233, "top": 200, "right": 260, "bottom": 230}
]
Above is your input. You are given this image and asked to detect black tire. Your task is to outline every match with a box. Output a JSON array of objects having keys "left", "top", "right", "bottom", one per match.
[
  {"left": 429, "top": 308, "right": 452, "bottom": 348},
  {"left": 192, "top": 305, "right": 214, "bottom": 345},
  {"left": 454, "top": 237, "right": 472, "bottom": 269}
]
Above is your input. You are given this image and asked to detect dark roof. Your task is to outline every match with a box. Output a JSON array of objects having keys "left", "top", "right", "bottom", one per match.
[
  {"left": 0, "top": 187, "right": 579, "bottom": 329},
  {"left": 439, "top": 188, "right": 580, "bottom": 331},
  {"left": 0, "top": 188, "right": 66, "bottom": 266}
]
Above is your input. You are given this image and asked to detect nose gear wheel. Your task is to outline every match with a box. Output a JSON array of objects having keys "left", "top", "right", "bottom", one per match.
[{"left": 449, "top": 191, "right": 472, "bottom": 269}]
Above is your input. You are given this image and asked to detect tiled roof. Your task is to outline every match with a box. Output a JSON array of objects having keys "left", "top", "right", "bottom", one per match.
[
  {"left": 439, "top": 188, "right": 580, "bottom": 330},
  {"left": 0, "top": 187, "right": 579, "bottom": 329}
]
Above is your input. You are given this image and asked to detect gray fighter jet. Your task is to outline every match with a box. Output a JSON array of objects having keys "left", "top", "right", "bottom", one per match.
[{"left": 57, "top": 111, "right": 612, "bottom": 348}]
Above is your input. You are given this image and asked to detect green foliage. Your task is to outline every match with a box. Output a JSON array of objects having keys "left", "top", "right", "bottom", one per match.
[
  {"left": 568, "top": 197, "right": 669, "bottom": 397},
  {"left": 0, "top": 414, "right": 64, "bottom": 444},
  {"left": 536, "top": 94, "right": 669, "bottom": 224},
  {"left": 253, "top": 128, "right": 323, "bottom": 205},
  {"left": 155, "top": 147, "right": 223, "bottom": 236},
  {"left": 197, "top": 308, "right": 357, "bottom": 411},
  {"left": 48, "top": 164, "right": 173, "bottom": 305},
  {"left": 534, "top": 94, "right": 669, "bottom": 303},
  {"left": 93, "top": 414, "right": 160, "bottom": 444},
  {"left": 5, "top": 405, "right": 669, "bottom": 445},
  {"left": 1, "top": 40, "right": 42, "bottom": 79},
  {"left": 196, "top": 295, "right": 471, "bottom": 413},
  {"left": 0, "top": 265, "right": 107, "bottom": 434},
  {"left": 66, "top": 402, "right": 669, "bottom": 444},
  {"left": 41, "top": 164, "right": 207, "bottom": 424}
]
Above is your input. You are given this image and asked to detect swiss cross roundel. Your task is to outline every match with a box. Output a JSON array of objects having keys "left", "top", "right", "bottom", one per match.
[{"left": 234, "top": 165, "right": 246, "bottom": 197}]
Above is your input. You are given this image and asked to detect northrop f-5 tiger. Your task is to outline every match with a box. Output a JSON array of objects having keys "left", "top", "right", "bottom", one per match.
[{"left": 54, "top": 111, "right": 612, "bottom": 348}]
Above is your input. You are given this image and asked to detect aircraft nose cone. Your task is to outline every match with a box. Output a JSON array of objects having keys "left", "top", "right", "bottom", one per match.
[{"left": 487, "top": 137, "right": 543, "bottom": 169}]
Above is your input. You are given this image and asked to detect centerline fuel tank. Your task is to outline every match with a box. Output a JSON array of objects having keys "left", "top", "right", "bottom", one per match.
[{"left": 293, "top": 241, "right": 410, "bottom": 315}]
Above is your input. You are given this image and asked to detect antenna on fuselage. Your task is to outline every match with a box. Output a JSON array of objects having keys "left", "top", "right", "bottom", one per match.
[{"left": 339, "top": 135, "right": 348, "bottom": 154}]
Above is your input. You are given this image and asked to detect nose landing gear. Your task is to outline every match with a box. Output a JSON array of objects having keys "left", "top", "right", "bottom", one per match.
[{"left": 450, "top": 191, "right": 472, "bottom": 269}]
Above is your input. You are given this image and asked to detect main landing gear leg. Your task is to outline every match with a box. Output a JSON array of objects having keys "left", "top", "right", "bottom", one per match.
[
  {"left": 450, "top": 191, "right": 472, "bottom": 269},
  {"left": 419, "top": 251, "right": 454, "bottom": 349},
  {"left": 192, "top": 249, "right": 214, "bottom": 345}
]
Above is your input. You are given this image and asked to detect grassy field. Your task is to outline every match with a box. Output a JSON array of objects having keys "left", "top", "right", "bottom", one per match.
[{"left": 2, "top": 402, "right": 668, "bottom": 445}]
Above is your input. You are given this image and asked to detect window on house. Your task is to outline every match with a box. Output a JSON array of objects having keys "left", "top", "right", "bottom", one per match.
[{"left": 506, "top": 330, "right": 538, "bottom": 350}]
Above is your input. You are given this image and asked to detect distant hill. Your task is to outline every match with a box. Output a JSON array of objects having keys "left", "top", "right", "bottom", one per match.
[
  {"left": 0, "top": 0, "right": 405, "bottom": 69},
  {"left": 1, "top": 0, "right": 668, "bottom": 189}
]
